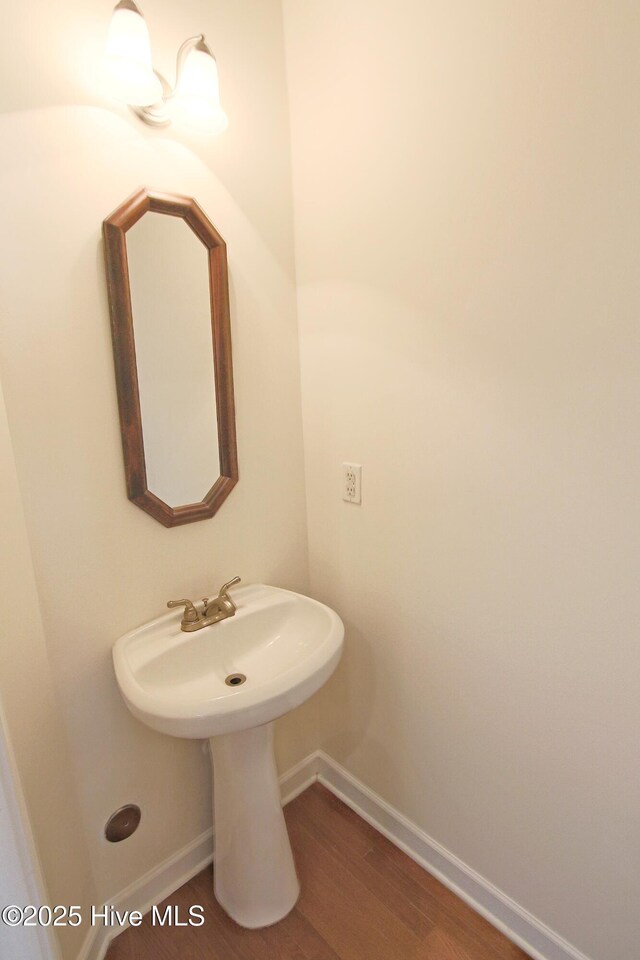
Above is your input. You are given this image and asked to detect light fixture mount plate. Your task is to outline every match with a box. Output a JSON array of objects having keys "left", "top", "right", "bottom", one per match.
[{"left": 129, "top": 71, "right": 171, "bottom": 127}]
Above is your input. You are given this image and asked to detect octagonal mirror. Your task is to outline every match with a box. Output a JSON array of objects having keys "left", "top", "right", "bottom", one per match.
[{"left": 103, "top": 188, "right": 238, "bottom": 527}]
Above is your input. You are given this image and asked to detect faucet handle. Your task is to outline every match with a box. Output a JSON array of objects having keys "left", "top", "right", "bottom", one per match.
[
  {"left": 217, "top": 576, "right": 241, "bottom": 598},
  {"left": 167, "top": 598, "right": 199, "bottom": 624}
]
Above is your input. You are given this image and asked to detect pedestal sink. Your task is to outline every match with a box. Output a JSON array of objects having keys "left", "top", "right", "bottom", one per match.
[{"left": 113, "top": 583, "right": 344, "bottom": 927}]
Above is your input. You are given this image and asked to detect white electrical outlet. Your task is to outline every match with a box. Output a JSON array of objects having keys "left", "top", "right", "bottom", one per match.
[{"left": 342, "top": 463, "right": 362, "bottom": 503}]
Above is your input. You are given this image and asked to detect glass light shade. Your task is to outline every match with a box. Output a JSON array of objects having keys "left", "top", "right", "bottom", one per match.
[
  {"left": 167, "top": 40, "right": 228, "bottom": 133},
  {"left": 103, "top": 1, "right": 162, "bottom": 107}
]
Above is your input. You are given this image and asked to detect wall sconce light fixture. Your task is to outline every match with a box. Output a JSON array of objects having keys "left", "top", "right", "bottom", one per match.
[{"left": 102, "top": 0, "right": 228, "bottom": 133}]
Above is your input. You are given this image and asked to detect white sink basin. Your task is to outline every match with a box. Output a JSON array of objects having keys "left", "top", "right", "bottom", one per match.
[
  {"left": 113, "top": 583, "right": 344, "bottom": 930},
  {"left": 113, "top": 583, "right": 344, "bottom": 738}
]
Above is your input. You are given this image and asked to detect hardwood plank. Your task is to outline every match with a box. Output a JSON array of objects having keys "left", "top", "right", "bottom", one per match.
[
  {"left": 365, "top": 842, "right": 529, "bottom": 959},
  {"left": 287, "top": 814, "right": 429, "bottom": 960},
  {"left": 286, "top": 783, "right": 380, "bottom": 860},
  {"left": 270, "top": 908, "right": 342, "bottom": 960},
  {"left": 105, "top": 915, "right": 186, "bottom": 960},
  {"left": 286, "top": 790, "right": 434, "bottom": 939},
  {"left": 423, "top": 926, "right": 478, "bottom": 960}
]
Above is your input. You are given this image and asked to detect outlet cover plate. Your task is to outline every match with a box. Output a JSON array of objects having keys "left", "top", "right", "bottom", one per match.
[{"left": 343, "top": 463, "right": 362, "bottom": 504}]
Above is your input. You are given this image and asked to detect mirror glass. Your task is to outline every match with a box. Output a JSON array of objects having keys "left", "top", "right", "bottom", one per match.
[
  {"left": 103, "top": 189, "right": 238, "bottom": 528},
  {"left": 127, "top": 213, "right": 219, "bottom": 506}
]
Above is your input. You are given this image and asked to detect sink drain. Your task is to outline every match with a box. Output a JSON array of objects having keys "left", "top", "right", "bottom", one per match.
[{"left": 225, "top": 673, "right": 247, "bottom": 687}]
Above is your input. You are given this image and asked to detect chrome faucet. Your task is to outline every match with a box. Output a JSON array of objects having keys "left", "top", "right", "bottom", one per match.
[{"left": 168, "top": 577, "right": 241, "bottom": 632}]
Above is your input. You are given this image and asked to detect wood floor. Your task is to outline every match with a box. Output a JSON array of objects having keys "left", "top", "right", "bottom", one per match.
[{"left": 106, "top": 783, "right": 530, "bottom": 960}]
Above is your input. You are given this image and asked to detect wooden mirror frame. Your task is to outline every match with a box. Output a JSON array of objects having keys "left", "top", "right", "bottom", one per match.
[{"left": 102, "top": 188, "right": 238, "bottom": 527}]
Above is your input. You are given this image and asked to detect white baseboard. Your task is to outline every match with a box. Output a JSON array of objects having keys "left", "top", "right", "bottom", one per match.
[
  {"left": 77, "top": 827, "right": 213, "bottom": 960},
  {"left": 279, "top": 750, "right": 321, "bottom": 804},
  {"left": 79, "top": 749, "right": 592, "bottom": 960},
  {"left": 313, "top": 751, "right": 594, "bottom": 960}
]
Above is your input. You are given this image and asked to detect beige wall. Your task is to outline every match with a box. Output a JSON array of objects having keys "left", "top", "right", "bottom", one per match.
[
  {"left": 0, "top": 0, "right": 314, "bottom": 932},
  {"left": 283, "top": 3, "right": 640, "bottom": 960},
  {"left": 0, "top": 379, "right": 96, "bottom": 960}
]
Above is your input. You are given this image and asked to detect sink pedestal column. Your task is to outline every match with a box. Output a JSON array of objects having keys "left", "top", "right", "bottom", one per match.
[{"left": 209, "top": 722, "right": 299, "bottom": 928}]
